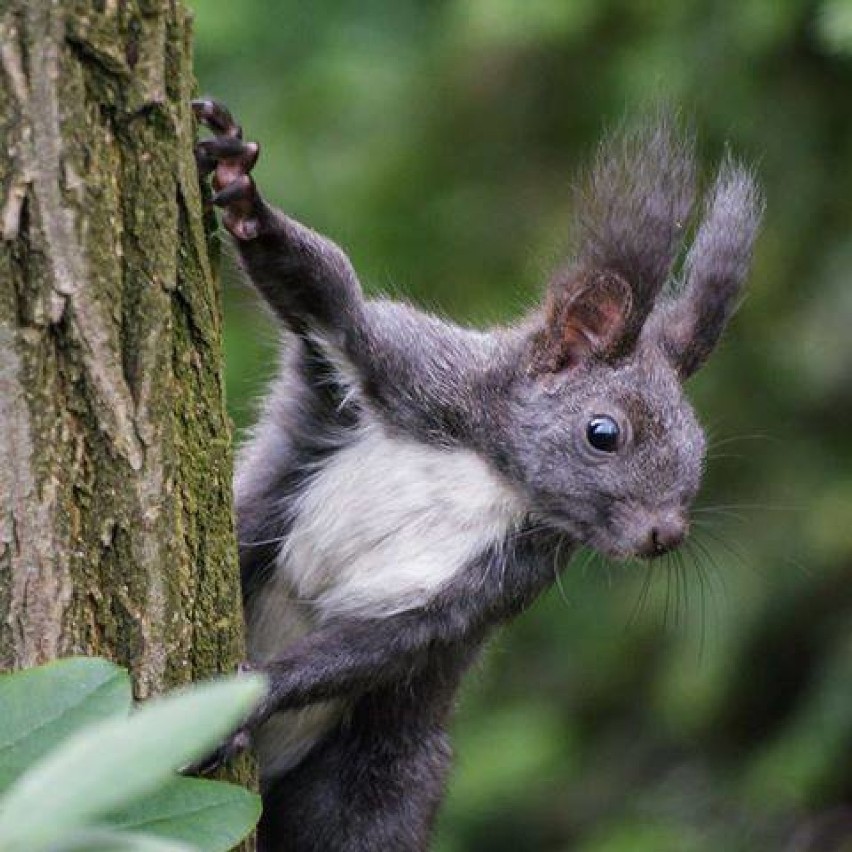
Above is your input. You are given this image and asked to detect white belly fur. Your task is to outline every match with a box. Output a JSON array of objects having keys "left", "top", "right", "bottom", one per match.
[{"left": 246, "top": 424, "right": 526, "bottom": 779}]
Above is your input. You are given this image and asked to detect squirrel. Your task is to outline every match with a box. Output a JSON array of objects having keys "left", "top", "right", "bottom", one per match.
[{"left": 193, "top": 99, "right": 763, "bottom": 852}]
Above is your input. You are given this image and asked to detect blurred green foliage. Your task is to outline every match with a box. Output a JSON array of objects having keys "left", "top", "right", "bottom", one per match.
[{"left": 190, "top": 1, "right": 852, "bottom": 849}]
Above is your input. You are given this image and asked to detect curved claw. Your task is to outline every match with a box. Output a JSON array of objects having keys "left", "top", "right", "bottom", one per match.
[
  {"left": 212, "top": 173, "right": 255, "bottom": 207},
  {"left": 192, "top": 98, "right": 242, "bottom": 139},
  {"left": 197, "top": 136, "right": 250, "bottom": 159},
  {"left": 184, "top": 727, "right": 253, "bottom": 777}
]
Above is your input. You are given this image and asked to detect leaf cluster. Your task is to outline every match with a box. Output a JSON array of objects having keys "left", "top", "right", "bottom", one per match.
[{"left": 0, "top": 659, "right": 264, "bottom": 852}]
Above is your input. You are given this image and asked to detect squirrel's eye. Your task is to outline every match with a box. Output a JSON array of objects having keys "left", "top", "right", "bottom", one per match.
[{"left": 586, "top": 416, "right": 620, "bottom": 453}]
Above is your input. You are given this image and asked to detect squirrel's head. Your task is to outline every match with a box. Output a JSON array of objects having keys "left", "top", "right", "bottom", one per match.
[{"left": 505, "top": 118, "right": 763, "bottom": 560}]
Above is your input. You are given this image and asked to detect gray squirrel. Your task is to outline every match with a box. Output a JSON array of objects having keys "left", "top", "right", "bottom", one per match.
[{"left": 193, "top": 99, "right": 762, "bottom": 852}]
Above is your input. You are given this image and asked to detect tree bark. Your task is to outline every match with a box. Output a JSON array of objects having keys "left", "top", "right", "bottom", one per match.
[{"left": 0, "top": 0, "right": 244, "bottom": 705}]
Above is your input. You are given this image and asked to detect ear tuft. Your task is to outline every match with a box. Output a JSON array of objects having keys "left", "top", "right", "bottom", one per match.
[
  {"left": 645, "top": 153, "right": 764, "bottom": 378},
  {"left": 574, "top": 115, "right": 697, "bottom": 324},
  {"left": 531, "top": 270, "right": 632, "bottom": 372}
]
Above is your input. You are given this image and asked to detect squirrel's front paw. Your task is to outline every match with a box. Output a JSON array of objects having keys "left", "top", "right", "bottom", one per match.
[{"left": 192, "top": 98, "right": 263, "bottom": 241}]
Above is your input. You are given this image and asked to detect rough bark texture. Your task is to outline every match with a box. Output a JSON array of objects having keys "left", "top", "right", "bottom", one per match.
[{"left": 0, "top": 0, "right": 244, "bottom": 704}]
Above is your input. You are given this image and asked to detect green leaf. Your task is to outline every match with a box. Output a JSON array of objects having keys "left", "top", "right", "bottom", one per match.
[
  {"left": 0, "top": 674, "right": 265, "bottom": 852},
  {"left": 107, "top": 777, "right": 260, "bottom": 852},
  {"left": 0, "top": 658, "right": 132, "bottom": 795},
  {"left": 45, "top": 827, "right": 197, "bottom": 852}
]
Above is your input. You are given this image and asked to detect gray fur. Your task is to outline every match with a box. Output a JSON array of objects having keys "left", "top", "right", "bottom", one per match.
[{"left": 201, "top": 107, "right": 761, "bottom": 851}]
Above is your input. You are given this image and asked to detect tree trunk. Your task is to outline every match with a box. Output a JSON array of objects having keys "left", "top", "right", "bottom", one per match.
[{"left": 0, "top": 0, "right": 244, "bottom": 704}]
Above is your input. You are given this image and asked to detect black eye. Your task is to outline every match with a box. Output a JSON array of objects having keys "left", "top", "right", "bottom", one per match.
[{"left": 586, "top": 415, "right": 620, "bottom": 453}]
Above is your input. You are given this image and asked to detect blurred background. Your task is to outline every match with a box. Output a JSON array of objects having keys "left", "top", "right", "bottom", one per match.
[{"left": 190, "top": 1, "right": 852, "bottom": 849}]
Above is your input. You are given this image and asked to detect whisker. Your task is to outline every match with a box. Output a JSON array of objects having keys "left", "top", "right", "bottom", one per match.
[
  {"left": 680, "top": 549, "right": 691, "bottom": 630},
  {"left": 676, "top": 548, "right": 689, "bottom": 630},
  {"left": 239, "top": 536, "right": 287, "bottom": 548},
  {"left": 706, "top": 432, "right": 777, "bottom": 451},
  {"left": 705, "top": 451, "right": 747, "bottom": 462},
  {"left": 693, "top": 525, "right": 752, "bottom": 574},
  {"left": 690, "top": 535, "right": 731, "bottom": 600},
  {"left": 687, "top": 539, "right": 721, "bottom": 610},
  {"left": 689, "top": 510, "right": 747, "bottom": 524},
  {"left": 507, "top": 521, "right": 554, "bottom": 542},
  {"left": 670, "top": 552, "right": 680, "bottom": 629},
  {"left": 580, "top": 548, "right": 600, "bottom": 579},
  {"left": 691, "top": 525, "right": 751, "bottom": 575},
  {"left": 684, "top": 543, "right": 709, "bottom": 661},
  {"left": 781, "top": 554, "right": 814, "bottom": 581},
  {"left": 600, "top": 553, "right": 614, "bottom": 588},
  {"left": 693, "top": 502, "right": 800, "bottom": 513},
  {"left": 567, "top": 547, "right": 595, "bottom": 580},
  {"left": 552, "top": 538, "right": 572, "bottom": 607},
  {"left": 627, "top": 560, "right": 656, "bottom": 628},
  {"left": 692, "top": 510, "right": 748, "bottom": 525},
  {"left": 663, "top": 553, "right": 674, "bottom": 630},
  {"left": 553, "top": 569, "right": 571, "bottom": 606}
]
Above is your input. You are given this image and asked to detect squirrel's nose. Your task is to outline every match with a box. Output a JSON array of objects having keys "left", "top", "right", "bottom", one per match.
[{"left": 641, "top": 515, "right": 687, "bottom": 557}]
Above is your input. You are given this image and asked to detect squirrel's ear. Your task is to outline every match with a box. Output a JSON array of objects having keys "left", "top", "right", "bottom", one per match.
[
  {"left": 531, "top": 116, "right": 698, "bottom": 374},
  {"left": 530, "top": 269, "right": 633, "bottom": 372},
  {"left": 645, "top": 156, "right": 763, "bottom": 378}
]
